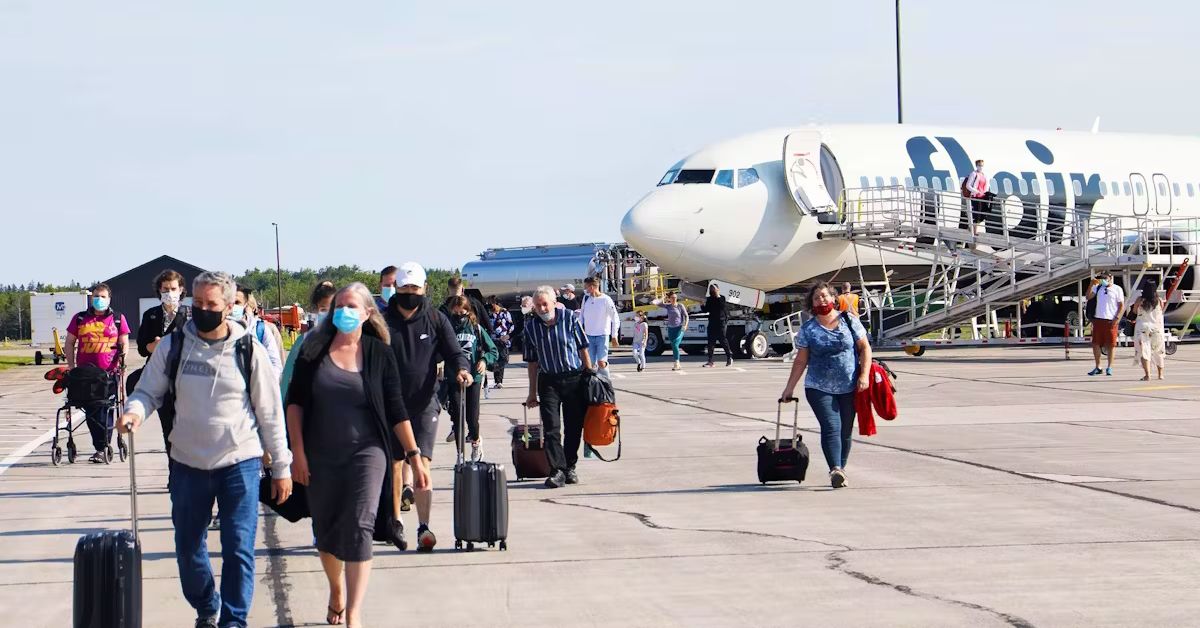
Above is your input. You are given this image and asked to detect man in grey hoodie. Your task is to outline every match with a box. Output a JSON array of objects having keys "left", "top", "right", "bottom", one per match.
[{"left": 119, "top": 270, "right": 292, "bottom": 628}]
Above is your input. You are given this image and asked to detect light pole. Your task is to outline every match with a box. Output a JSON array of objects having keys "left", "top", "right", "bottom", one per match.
[
  {"left": 895, "top": 0, "right": 903, "bottom": 124},
  {"left": 271, "top": 222, "right": 283, "bottom": 317}
]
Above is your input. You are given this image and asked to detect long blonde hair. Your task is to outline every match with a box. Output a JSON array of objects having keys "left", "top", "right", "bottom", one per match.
[{"left": 319, "top": 282, "right": 390, "bottom": 343}]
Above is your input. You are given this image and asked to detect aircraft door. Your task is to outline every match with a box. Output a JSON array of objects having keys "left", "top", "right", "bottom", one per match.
[
  {"left": 783, "top": 131, "right": 837, "bottom": 218},
  {"left": 1129, "top": 173, "right": 1150, "bottom": 216},
  {"left": 1152, "top": 173, "right": 1173, "bottom": 215}
]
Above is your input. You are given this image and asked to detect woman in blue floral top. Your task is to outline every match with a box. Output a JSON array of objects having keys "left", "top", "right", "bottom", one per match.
[{"left": 780, "top": 282, "right": 872, "bottom": 488}]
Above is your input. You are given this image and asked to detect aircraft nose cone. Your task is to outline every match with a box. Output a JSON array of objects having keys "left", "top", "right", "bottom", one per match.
[{"left": 621, "top": 191, "right": 687, "bottom": 264}]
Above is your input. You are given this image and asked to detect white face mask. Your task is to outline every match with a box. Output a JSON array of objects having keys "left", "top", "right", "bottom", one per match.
[
  {"left": 976, "top": 164, "right": 984, "bottom": 171},
  {"left": 161, "top": 291, "right": 181, "bottom": 307}
]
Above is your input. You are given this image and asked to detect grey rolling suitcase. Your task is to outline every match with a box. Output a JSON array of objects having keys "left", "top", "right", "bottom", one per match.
[
  {"left": 452, "top": 385, "right": 510, "bottom": 551},
  {"left": 74, "top": 432, "right": 142, "bottom": 627}
]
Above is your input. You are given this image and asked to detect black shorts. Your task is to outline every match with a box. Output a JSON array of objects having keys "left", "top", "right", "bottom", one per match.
[{"left": 394, "top": 396, "right": 440, "bottom": 461}]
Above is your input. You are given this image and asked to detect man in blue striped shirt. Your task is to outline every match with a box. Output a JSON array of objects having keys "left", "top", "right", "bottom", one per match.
[{"left": 524, "top": 285, "right": 594, "bottom": 488}]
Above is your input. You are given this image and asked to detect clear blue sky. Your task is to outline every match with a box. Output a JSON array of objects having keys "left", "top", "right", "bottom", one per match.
[{"left": 2, "top": 0, "right": 1196, "bottom": 285}]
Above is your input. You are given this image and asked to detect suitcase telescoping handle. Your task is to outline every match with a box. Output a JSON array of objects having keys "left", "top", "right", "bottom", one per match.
[
  {"left": 455, "top": 380, "right": 467, "bottom": 466},
  {"left": 128, "top": 430, "right": 138, "bottom": 539},
  {"left": 775, "top": 397, "right": 800, "bottom": 453}
]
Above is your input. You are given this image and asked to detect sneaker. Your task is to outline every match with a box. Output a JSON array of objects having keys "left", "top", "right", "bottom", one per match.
[
  {"left": 702, "top": 362, "right": 714, "bottom": 368},
  {"left": 544, "top": 471, "right": 566, "bottom": 489},
  {"left": 726, "top": 357, "right": 733, "bottom": 367},
  {"left": 1105, "top": 367, "right": 1113, "bottom": 376},
  {"left": 672, "top": 361, "right": 681, "bottom": 371},
  {"left": 417, "top": 525, "right": 436, "bottom": 552},
  {"left": 830, "top": 469, "right": 847, "bottom": 489},
  {"left": 565, "top": 467, "right": 579, "bottom": 485},
  {"left": 208, "top": 514, "right": 220, "bottom": 531},
  {"left": 637, "top": 364, "right": 644, "bottom": 372},
  {"left": 89, "top": 451, "right": 105, "bottom": 464},
  {"left": 195, "top": 617, "right": 219, "bottom": 628},
  {"left": 470, "top": 441, "right": 483, "bottom": 463},
  {"left": 484, "top": 386, "right": 491, "bottom": 399},
  {"left": 445, "top": 430, "right": 456, "bottom": 443},
  {"left": 390, "top": 517, "right": 407, "bottom": 551},
  {"left": 1088, "top": 368, "right": 1103, "bottom": 376},
  {"left": 494, "top": 382, "right": 504, "bottom": 389},
  {"left": 400, "top": 485, "right": 414, "bottom": 512}
]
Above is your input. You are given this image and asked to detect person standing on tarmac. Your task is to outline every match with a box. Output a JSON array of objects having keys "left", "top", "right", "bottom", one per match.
[
  {"left": 376, "top": 265, "right": 398, "bottom": 312},
  {"left": 655, "top": 291, "right": 689, "bottom": 371},
  {"left": 134, "top": 270, "right": 191, "bottom": 458},
  {"left": 779, "top": 282, "right": 872, "bottom": 489},
  {"left": 580, "top": 277, "right": 619, "bottom": 377},
  {"left": 486, "top": 296, "right": 514, "bottom": 388},
  {"left": 446, "top": 296, "right": 497, "bottom": 462},
  {"left": 837, "top": 282, "right": 861, "bottom": 319},
  {"left": 280, "top": 280, "right": 337, "bottom": 401},
  {"left": 232, "top": 286, "right": 284, "bottom": 376},
  {"left": 701, "top": 284, "right": 732, "bottom": 368},
  {"left": 1087, "top": 272, "right": 1125, "bottom": 377},
  {"left": 632, "top": 310, "right": 649, "bottom": 372},
  {"left": 558, "top": 284, "right": 582, "bottom": 311},
  {"left": 66, "top": 282, "right": 130, "bottom": 463},
  {"left": 385, "top": 262, "right": 471, "bottom": 552},
  {"left": 524, "top": 285, "right": 595, "bottom": 489}
]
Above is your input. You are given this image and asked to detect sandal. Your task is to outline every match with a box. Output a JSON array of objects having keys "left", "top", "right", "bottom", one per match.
[
  {"left": 327, "top": 605, "right": 345, "bottom": 625},
  {"left": 1140, "top": 375, "right": 1150, "bottom": 381}
]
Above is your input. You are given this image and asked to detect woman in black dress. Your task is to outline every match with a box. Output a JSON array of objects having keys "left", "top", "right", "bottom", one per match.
[{"left": 286, "top": 282, "right": 430, "bottom": 627}]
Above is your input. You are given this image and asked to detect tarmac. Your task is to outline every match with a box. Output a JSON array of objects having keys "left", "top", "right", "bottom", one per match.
[{"left": 2, "top": 343, "right": 1199, "bottom": 627}]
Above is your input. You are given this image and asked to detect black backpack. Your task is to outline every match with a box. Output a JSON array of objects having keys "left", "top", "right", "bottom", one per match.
[{"left": 163, "top": 328, "right": 254, "bottom": 403}]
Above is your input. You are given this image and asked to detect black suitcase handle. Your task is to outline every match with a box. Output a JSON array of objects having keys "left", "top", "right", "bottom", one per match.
[
  {"left": 773, "top": 398, "right": 800, "bottom": 453},
  {"left": 455, "top": 381, "right": 467, "bottom": 465},
  {"left": 519, "top": 405, "right": 544, "bottom": 446},
  {"left": 128, "top": 431, "right": 138, "bottom": 540}
]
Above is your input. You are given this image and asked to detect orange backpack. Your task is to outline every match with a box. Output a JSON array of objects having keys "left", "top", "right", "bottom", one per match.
[{"left": 583, "top": 403, "right": 621, "bottom": 461}]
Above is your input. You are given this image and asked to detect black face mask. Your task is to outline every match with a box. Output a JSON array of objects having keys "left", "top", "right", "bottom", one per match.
[
  {"left": 393, "top": 292, "right": 422, "bottom": 310},
  {"left": 452, "top": 313, "right": 468, "bottom": 326},
  {"left": 193, "top": 308, "right": 225, "bottom": 333}
]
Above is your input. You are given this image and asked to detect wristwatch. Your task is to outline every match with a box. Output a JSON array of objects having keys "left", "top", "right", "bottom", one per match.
[{"left": 404, "top": 449, "right": 422, "bottom": 460}]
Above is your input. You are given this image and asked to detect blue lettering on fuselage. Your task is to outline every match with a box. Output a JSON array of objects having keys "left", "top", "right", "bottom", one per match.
[{"left": 905, "top": 136, "right": 1106, "bottom": 241}]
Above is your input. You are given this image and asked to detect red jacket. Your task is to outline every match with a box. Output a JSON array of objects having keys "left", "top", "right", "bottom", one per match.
[{"left": 855, "top": 361, "right": 898, "bottom": 436}]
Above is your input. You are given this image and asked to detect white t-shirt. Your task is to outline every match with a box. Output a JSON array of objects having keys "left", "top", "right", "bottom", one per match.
[{"left": 1091, "top": 283, "right": 1125, "bottom": 320}]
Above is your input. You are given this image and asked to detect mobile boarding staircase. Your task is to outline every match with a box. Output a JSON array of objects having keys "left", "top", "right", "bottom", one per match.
[{"left": 813, "top": 185, "right": 1200, "bottom": 351}]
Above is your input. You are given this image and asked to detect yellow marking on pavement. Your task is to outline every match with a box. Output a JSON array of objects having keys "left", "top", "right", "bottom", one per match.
[{"left": 1122, "top": 384, "right": 1195, "bottom": 391}]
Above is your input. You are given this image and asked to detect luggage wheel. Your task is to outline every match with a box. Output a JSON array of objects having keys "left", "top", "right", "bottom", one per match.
[
  {"left": 499, "top": 540, "right": 507, "bottom": 551},
  {"left": 467, "top": 542, "right": 475, "bottom": 552},
  {"left": 455, "top": 540, "right": 463, "bottom": 550}
]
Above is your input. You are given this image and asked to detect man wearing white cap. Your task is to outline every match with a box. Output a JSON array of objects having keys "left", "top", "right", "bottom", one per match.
[
  {"left": 383, "top": 262, "right": 470, "bottom": 552},
  {"left": 558, "top": 284, "right": 581, "bottom": 311}
]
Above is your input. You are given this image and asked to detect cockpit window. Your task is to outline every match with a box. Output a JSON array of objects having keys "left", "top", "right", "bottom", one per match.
[
  {"left": 675, "top": 169, "right": 716, "bottom": 184},
  {"left": 737, "top": 168, "right": 760, "bottom": 187},
  {"left": 715, "top": 170, "right": 734, "bottom": 188},
  {"left": 658, "top": 169, "right": 679, "bottom": 186}
]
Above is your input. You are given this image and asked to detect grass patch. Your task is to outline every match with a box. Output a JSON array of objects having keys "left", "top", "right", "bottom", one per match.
[{"left": 0, "top": 355, "right": 33, "bottom": 371}]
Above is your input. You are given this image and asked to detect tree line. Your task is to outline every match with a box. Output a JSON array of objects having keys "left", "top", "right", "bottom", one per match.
[{"left": 0, "top": 266, "right": 460, "bottom": 342}]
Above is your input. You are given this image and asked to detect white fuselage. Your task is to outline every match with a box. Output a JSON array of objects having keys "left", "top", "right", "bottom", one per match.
[{"left": 621, "top": 124, "right": 1200, "bottom": 292}]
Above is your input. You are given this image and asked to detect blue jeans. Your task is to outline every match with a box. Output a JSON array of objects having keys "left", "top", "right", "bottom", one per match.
[
  {"left": 804, "top": 387, "right": 856, "bottom": 471},
  {"left": 666, "top": 326, "right": 684, "bottom": 362},
  {"left": 170, "top": 457, "right": 261, "bottom": 627},
  {"left": 587, "top": 334, "right": 610, "bottom": 377}
]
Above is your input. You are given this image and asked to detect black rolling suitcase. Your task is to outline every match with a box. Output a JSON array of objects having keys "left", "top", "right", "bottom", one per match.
[
  {"left": 452, "top": 386, "right": 510, "bottom": 551},
  {"left": 74, "top": 432, "right": 142, "bottom": 627},
  {"left": 511, "top": 404, "right": 551, "bottom": 480},
  {"left": 757, "top": 398, "right": 810, "bottom": 484}
]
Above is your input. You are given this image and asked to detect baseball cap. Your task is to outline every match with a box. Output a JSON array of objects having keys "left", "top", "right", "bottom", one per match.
[
  {"left": 398, "top": 262, "right": 427, "bottom": 288},
  {"left": 561, "top": 283, "right": 575, "bottom": 292}
]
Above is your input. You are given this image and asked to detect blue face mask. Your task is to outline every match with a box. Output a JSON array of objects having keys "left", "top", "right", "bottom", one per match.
[
  {"left": 231, "top": 304, "right": 245, "bottom": 321},
  {"left": 315, "top": 310, "right": 329, "bottom": 326},
  {"left": 381, "top": 286, "right": 396, "bottom": 302},
  {"left": 333, "top": 307, "right": 362, "bottom": 334},
  {"left": 91, "top": 296, "right": 109, "bottom": 311}
]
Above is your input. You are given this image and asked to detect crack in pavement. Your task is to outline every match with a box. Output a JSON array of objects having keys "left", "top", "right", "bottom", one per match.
[
  {"left": 1065, "top": 421, "right": 1200, "bottom": 441},
  {"left": 542, "top": 497, "right": 1037, "bottom": 626},
  {"left": 826, "top": 551, "right": 1036, "bottom": 628},
  {"left": 261, "top": 513, "right": 294, "bottom": 627}
]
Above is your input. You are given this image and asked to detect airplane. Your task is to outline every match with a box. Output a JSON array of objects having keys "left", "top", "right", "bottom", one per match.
[{"left": 619, "top": 124, "right": 1200, "bottom": 325}]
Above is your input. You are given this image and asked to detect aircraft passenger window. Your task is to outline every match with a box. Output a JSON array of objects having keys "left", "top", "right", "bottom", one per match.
[
  {"left": 1030, "top": 180, "right": 1041, "bottom": 195},
  {"left": 1158, "top": 182, "right": 1168, "bottom": 196},
  {"left": 1135, "top": 181, "right": 1144, "bottom": 195},
  {"left": 904, "top": 177, "right": 913, "bottom": 188},
  {"left": 675, "top": 169, "right": 716, "bottom": 184},
  {"left": 1099, "top": 181, "right": 1108, "bottom": 196},
  {"left": 1019, "top": 179, "right": 1029, "bottom": 195},
  {"left": 1188, "top": 183, "right": 1195, "bottom": 197},
  {"left": 945, "top": 176, "right": 955, "bottom": 190},
  {"left": 917, "top": 176, "right": 928, "bottom": 188},
  {"left": 933, "top": 177, "right": 943, "bottom": 191},
  {"left": 715, "top": 170, "right": 734, "bottom": 188},
  {"left": 890, "top": 177, "right": 899, "bottom": 186},
  {"left": 860, "top": 176, "right": 870, "bottom": 188},
  {"left": 1112, "top": 181, "right": 1120, "bottom": 195},
  {"left": 875, "top": 176, "right": 885, "bottom": 187},
  {"left": 1003, "top": 179, "right": 1014, "bottom": 195},
  {"left": 989, "top": 178, "right": 997, "bottom": 191},
  {"left": 1123, "top": 182, "right": 1132, "bottom": 195},
  {"left": 1174, "top": 183, "right": 1181, "bottom": 197},
  {"left": 1046, "top": 180, "right": 1055, "bottom": 196},
  {"left": 658, "top": 170, "right": 679, "bottom": 186},
  {"left": 1072, "top": 180, "right": 1083, "bottom": 197},
  {"left": 736, "top": 168, "right": 760, "bottom": 187}
]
